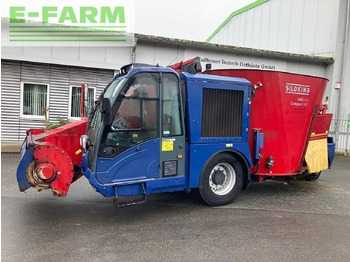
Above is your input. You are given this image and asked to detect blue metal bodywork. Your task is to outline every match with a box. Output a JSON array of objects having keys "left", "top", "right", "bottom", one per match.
[
  {"left": 80, "top": 66, "right": 253, "bottom": 198},
  {"left": 81, "top": 152, "right": 187, "bottom": 197},
  {"left": 179, "top": 73, "right": 252, "bottom": 189},
  {"left": 180, "top": 73, "right": 251, "bottom": 144},
  {"left": 327, "top": 137, "right": 335, "bottom": 168},
  {"left": 17, "top": 140, "right": 33, "bottom": 191},
  {"left": 187, "top": 143, "right": 252, "bottom": 188},
  {"left": 96, "top": 139, "right": 160, "bottom": 184},
  {"left": 254, "top": 130, "right": 264, "bottom": 161}
]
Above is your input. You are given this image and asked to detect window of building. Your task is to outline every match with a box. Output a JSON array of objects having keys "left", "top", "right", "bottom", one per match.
[
  {"left": 21, "top": 83, "right": 49, "bottom": 118},
  {"left": 69, "top": 86, "right": 96, "bottom": 118}
]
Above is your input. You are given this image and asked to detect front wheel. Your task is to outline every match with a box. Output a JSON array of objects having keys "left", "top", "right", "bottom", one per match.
[{"left": 199, "top": 153, "right": 243, "bottom": 206}]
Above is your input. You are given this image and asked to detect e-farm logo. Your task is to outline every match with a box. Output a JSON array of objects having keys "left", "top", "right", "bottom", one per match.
[{"left": 3, "top": 1, "right": 134, "bottom": 46}]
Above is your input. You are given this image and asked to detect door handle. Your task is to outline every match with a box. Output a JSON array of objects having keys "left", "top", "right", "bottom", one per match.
[{"left": 103, "top": 147, "right": 117, "bottom": 157}]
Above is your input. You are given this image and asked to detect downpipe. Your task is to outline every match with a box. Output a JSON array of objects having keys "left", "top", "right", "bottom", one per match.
[
  {"left": 131, "top": 37, "right": 138, "bottom": 63},
  {"left": 335, "top": 0, "right": 350, "bottom": 149}
]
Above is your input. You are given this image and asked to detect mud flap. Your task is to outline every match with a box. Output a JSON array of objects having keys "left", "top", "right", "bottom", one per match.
[
  {"left": 17, "top": 141, "right": 34, "bottom": 192},
  {"left": 305, "top": 138, "right": 328, "bottom": 173}
]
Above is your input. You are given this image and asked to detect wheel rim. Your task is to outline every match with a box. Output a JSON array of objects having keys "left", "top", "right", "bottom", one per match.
[{"left": 208, "top": 163, "right": 236, "bottom": 195}]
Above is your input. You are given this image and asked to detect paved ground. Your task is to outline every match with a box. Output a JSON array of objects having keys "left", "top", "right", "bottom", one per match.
[{"left": 1, "top": 153, "right": 350, "bottom": 262}]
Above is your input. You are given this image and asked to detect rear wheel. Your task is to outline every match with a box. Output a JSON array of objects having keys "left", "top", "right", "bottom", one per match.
[
  {"left": 199, "top": 153, "right": 243, "bottom": 206},
  {"left": 305, "top": 172, "right": 321, "bottom": 181}
]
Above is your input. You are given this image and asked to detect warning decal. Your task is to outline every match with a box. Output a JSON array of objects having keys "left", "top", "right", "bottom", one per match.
[{"left": 162, "top": 140, "right": 174, "bottom": 151}]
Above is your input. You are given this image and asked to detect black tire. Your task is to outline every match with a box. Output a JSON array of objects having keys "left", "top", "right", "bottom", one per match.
[
  {"left": 305, "top": 172, "right": 321, "bottom": 181},
  {"left": 199, "top": 153, "right": 243, "bottom": 206}
]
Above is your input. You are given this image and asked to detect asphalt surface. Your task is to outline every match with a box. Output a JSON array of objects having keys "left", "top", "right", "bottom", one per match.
[{"left": 1, "top": 153, "right": 350, "bottom": 262}]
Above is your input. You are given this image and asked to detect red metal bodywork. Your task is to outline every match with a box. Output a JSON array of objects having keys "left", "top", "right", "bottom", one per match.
[
  {"left": 26, "top": 118, "right": 88, "bottom": 196},
  {"left": 309, "top": 114, "right": 333, "bottom": 141},
  {"left": 168, "top": 57, "right": 198, "bottom": 72},
  {"left": 168, "top": 57, "right": 202, "bottom": 73},
  {"left": 206, "top": 69, "right": 332, "bottom": 177}
]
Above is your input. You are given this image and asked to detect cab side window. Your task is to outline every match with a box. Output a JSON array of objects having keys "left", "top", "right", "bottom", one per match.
[{"left": 162, "top": 74, "right": 182, "bottom": 137}]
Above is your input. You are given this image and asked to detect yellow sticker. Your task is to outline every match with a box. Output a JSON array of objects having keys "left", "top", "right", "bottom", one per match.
[
  {"left": 311, "top": 131, "right": 328, "bottom": 138},
  {"left": 162, "top": 140, "right": 174, "bottom": 151},
  {"left": 132, "top": 133, "right": 139, "bottom": 138},
  {"left": 75, "top": 149, "right": 82, "bottom": 155}
]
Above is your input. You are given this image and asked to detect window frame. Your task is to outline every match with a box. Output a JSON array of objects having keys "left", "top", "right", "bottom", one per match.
[
  {"left": 20, "top": 82, "right": 50, "bottom": 119},
  {"left": 68, "top": 85, "right": 96, "bottom": 120}
]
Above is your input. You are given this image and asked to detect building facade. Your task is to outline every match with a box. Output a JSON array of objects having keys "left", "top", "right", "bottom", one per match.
[
  {"left": 1, "top": 60, "right": 113, "bottom": 142},
  {"left": 0, "top": 34, "right": 333, "bottom": 143},
  {"left": 207, "top": 0, "right": 350, "bottom": 152},
  {"left": 1, "top": 0, "right": 349, "bottom": 152}
]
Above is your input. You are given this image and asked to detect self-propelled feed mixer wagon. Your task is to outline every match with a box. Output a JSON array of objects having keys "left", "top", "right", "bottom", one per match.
[{"left": 17, "top": 58, "right": 335, "bottom": 206}]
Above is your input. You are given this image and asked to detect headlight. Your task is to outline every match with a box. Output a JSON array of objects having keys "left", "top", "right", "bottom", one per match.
[{"left": 80, "top": 135, "right": 91, "bottom": 151}]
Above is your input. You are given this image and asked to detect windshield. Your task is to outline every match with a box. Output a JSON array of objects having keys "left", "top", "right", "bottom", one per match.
[
  {"left": 86, "top": 76, "right": 126, "bottom": 171},
  {"left": 103, "top": 76, "right": 126, "bottom": 100}
]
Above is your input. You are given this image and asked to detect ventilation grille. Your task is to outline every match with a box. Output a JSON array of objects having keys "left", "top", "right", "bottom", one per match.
[{"left": 201, "top": 88, "right": 243, "bottom": 138}]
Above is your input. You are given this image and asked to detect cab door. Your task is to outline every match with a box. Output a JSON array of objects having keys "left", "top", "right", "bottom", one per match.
[
  {"left": 96, "top": 72, "right": 161, "bottom": 184},
  {"left": 159, "top": 73, "right": 186, "bottom": 178}
]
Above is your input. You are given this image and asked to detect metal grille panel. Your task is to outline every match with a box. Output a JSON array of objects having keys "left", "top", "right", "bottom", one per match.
[{"left": 201, "top": 88, "right": 243, "bottom": 138}]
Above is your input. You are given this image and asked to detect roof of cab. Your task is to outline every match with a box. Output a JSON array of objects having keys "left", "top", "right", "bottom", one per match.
[
  {"left": 124, "top": 64, "right": 178, "bottom": 78},
  {"left": 119, "top": 63, "right": 251, "bottom": 86},
  {"left": 180, "top": 72, "right": 251, "bottom": 86}
]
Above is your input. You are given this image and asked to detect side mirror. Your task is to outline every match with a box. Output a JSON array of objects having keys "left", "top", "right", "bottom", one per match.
[{"left": 101, "top": 97, "right": 112, "bottom": 125}]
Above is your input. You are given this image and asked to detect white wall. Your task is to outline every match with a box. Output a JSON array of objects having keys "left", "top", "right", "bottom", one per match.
[
  {"left": 209, "top": 0, "right": 340, "bottom": 57},
  {"left": 135, "top": 42, "right": 329, "bottom": 78},
  {"left": 1, "top": 19, "right": 132, "bottom": 70},
  {"left": 1, "top": 45, "right": 132, "bottom": 71},
  {"left": 324, "top": 0, "right": 350, "bottom": 118},
  {"left": 135, "top": 41, "right": 185, "bottom": 66},
  {"left": 208, "top": 0, "right": 350, "bottom": 151}
]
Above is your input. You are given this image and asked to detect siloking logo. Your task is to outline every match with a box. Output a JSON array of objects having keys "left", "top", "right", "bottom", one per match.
[
  {"left": 2, "top": 0, "right": 134, "bottom": 46},
  {"left": 285, "top": 83, "right": 310, "bottom": 96}
]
